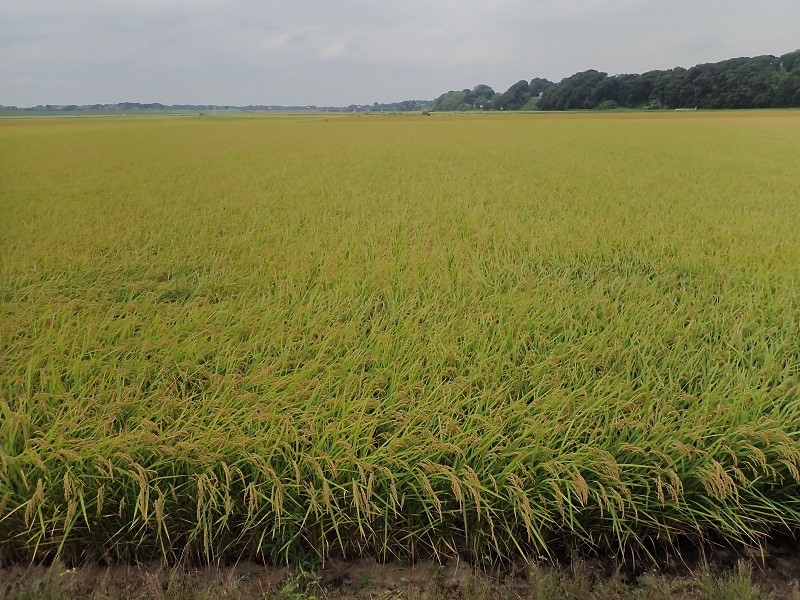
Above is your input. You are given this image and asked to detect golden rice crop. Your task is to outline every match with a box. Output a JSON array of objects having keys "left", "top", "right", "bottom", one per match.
[{"left": 1, "top": 111, "right": 800, "bottom": 564}]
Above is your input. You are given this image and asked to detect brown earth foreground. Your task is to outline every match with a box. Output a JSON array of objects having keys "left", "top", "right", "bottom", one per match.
[{"left": 4, "top": 543, "right": 800, "bottom": 599}]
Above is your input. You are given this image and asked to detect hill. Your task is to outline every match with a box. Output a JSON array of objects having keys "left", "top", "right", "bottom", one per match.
[{"left": 434, "top": 50, "right": 800, "bottom": 111}]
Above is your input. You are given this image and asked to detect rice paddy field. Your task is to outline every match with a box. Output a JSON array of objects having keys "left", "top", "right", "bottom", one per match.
[{"left": 1, "top": 111, "right": 800, "bottom": 566}]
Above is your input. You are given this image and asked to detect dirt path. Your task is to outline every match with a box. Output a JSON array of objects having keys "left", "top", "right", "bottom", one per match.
[{"left": 4, "top": 542, "right": 800, "bottom": 599}]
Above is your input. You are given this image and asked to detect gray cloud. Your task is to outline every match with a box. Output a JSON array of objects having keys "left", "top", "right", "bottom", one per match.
[{"left": 1, "top": 0, "right": 798, "bottom": 106}]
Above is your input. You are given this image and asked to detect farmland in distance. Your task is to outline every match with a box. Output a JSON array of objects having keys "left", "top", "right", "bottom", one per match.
[{"left": 1, "top": 111, "right": 800, "bottom": 565}]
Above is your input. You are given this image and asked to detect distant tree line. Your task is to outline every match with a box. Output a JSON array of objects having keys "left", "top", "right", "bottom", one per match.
[
  {"left": 433, "top": 50, "right": 800, "bottom": 111},
  {"left": 1, "top": 100, "right": 435, "bottom": 114}
]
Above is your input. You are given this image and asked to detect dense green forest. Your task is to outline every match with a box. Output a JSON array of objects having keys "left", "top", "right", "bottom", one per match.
[{"left": 434, "top": 50, "right": 800, "bottom": 111}]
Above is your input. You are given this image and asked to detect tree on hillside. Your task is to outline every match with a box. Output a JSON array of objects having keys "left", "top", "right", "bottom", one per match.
[
  {"left": 433, "top": 90, "right": 468, "bottom": 111},
  {"left": 538, "top": 70, "right": 609, "bottom": 110},
  {"left": 529, "top": 77, "right": 555, "bottom": 97},
  {"left": 466, "top": 84, "right": 496, "bottom": 108},
  {"left": 432, "top": 51, "right": 800, "bottom": 112},
  {"left": 616, "top": 74, "right": 652, "bottom": 107},
  {"left": 497, "top": 80, "right": 532, "bottom": 110},
  {"left": 534, "top": 52, "right": 800, "bottom": 110},
  {"left": 432, "top": 79, "right": 554, "bottom": 111},
  {"left": 434, "top": 85, "right": 497, "bottom": 111},
  {"left": 471, "top": 84, "right": 496, "bottom": 100}
]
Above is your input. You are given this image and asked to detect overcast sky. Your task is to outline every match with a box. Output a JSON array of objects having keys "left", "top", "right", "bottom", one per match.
[{"left": 2, "top": 0, "right": 799, "bottom": 106}]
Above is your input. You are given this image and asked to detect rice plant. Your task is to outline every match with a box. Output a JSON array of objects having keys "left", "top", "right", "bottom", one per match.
[{"left": 1, "top": 111, "right": 799, "bottom": 564}]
